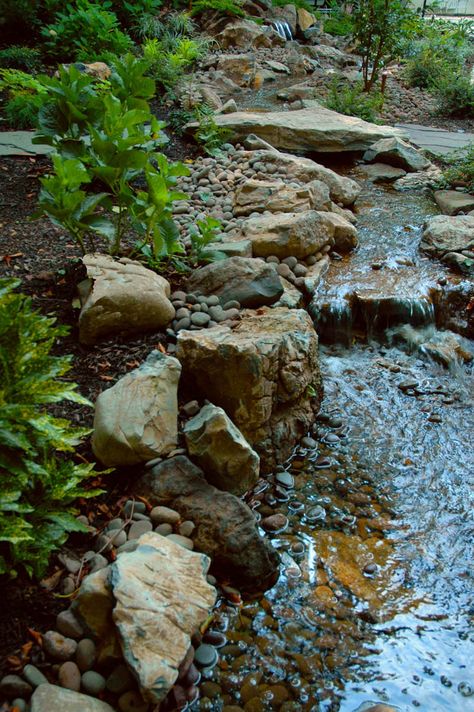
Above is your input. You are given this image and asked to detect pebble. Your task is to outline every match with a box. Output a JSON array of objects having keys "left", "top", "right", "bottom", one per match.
[
  {"left": 301, "top": 436, "right": 317, "bottom": 448},
  {"left": 75, "top": 638, "right": 96, "bottom": 672},
  {"left": 43, "top": 631, "right": 77, "bottom": 661},
  {"left": 144, "top": 456, "right": 163, "bottom": 469},
  {"left": 266, "top": 255, "right": 280, "bottom": 264},
  {"left": 306, "top": 505, "right": 326, "bottom": 522},
  {"left": 314, "top": 455, "right": 331, "bottom": 468},
  {"left": 56, "top": 609, "right": 84, "bottom": 638},
  {"left": 0, "top": 675, "right": 33, "bottom": 699},
  {"left": 261, "top": 513, "right": 289, "bottom": 533},
  {"left": 150, "top": 506, "right": 180, "bottom": 525},
  {"left": 364, "top": 563, "right": 378, "bottom": 576},
  {"left": 167, "top": 533, "right": 194, "bottom": 550},
  {"left": 58, "top": 661, "right": 81, "bottom": 691},
  {"left": 291, "top": 541, "right": 306, "bottom": 556},
  {"left": 282, "top": 256, "right": 298, "bottom": 269},
  {"left": 194, "top": 644, "right": 219, "bottom": 668},
  {"left": 11, "top": 700, "right": 28, "bottom": 712},
  {"left": 191, "top": 311, "right": 211, "bottom": 327},
  {"left": 274, "top": 485, "right": 290, "bottom": 502},
  {"left": 324, "top": 432, "right": 340, "bottom": 443},
  {"left": 277, "top": 263, "right": 291, "bottom": 278},
  {"left": 81, "top": 670, "right": 106, "bottom": 695},
  {"left": 117, "top": 540, "right": 138, "bottom": 555},
  {"left": 182, "top": 400, "right": 200, "bottom": 417},
  {"left": 58, "top": 553, "right": 81, "bottom": 574},
  {"left": 123, "top": 500, "right": 146, "bottom": 516},
  {"left": 175, "top": 316, "right": 191, "bottom": 331},
  {"left": 171, "top": 290, "right": 187, "bottom": 301},
  {"left": 89, "top": 553, "right": 109, "bottom": 572},
  {"left": 202, "top": 630, "right": 227, "bottom": 647},
  {"left": 293, "top": 263, "right": 307, "bottom": 276},
  {"left": 155, "top": 523, "right": 173, "bottom": 536},
  {"left": 118, "top": 690, "right": 149, "bottom": 712},
  {"left": 222, "top": 300, "right": 240, "bottom": 310},
  {"left": 22, "top": 663, "right": 48, "bottom": 688},
  {"left": 109, "top": 530, "right": 127, "bottom": 547},
  {"left": 107, "top": 518, "right": 124, "bottom": 530},
  {"left": 275, "top": 471, "right": 294, "bottom": 489},
  {"left": 178, "top": 520, "right": 196, "bottom": 537},
  {"left": 106, "top": 663, "right": 135, "bottom": 694},
  {"left": 128, "top": 520, "right": 153, "bottom": 540}
]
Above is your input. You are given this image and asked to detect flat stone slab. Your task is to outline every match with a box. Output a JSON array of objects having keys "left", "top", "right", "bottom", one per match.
[
  {"left": 0, "top": 131, "right": 52, "bottom": 156},
  {"left": 31, "top": 684, "right": 115, "bottom": 712},
  {"left": 205, "top": 106, "right": 405, "bottom": 153},
  {"left": 396, "top": 124, "right": 474, "bottom": 158}
]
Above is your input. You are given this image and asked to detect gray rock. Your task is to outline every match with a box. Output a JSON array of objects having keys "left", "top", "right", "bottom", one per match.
[
  {"left": 106, "top": 664, "right": 135, "bottom": 695},
  {"left": 81, "top": 671, "right": 106, "bottom": 696},
  {"left": 92, "top": 351, "right": 181, "bottom": 467},
  {"left": 363, "top": 137, "right": 430, "bottom": 172},
  {"left": 56, "top": 610, "right": 84, "bottom": 639},
  {"left": 194, "top": 644, "right": 218, "bottom": 668},
  {"left": 361, "top": 162, "right": 407, "bottom": 183},
  {"left": 75, "top": 639, "right": 97, "bottom": 672},
  {"left": 166, "top": 533, "right": 194, "bottom": 550},
  {"left": 186, "top": 257, "right": 283, "bottom": 308},
  {"left": 11, "top": 701, "right": 28, "bottom": 712},
  {"left": 135, "top": 457, "right": 280, "bottom": 593},
  {"left": 184, "top": 404, "right": 260, "bottom": 495},
  {"left": 150, "top": 506, "right": 180, "bottom": 525},
  {"left": 421, "top": 215, "right": 474, "bottom": 258},
  {"left": 434, "top": 190, "right": 474, "bottom": 216},
  {"left": 23, "top": 664, "right": 48, "bottom": 688},
  {"left": 42, "top": 631, "right": 77, "bottom": 662},
  {"left": 128, "top": 520, "right": 153, "bottom": 540},
  {"left": 154, "top": 523, "right": 173, "bottom": 535},
  {"left": 30, "top": 684, "right": 115, "bottom": 712},
  {"left": 191, "top": 311, "right": 211, "bottom": 327},
  {"left": 58, "top": 662, "right": 81, "bottom": 692}
]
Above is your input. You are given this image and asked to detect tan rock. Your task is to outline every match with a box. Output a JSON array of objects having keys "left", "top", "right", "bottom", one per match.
[
  {"left": 184, "top": 404, "right": 260, "bottom": 495},
  {"left": 177, "top": 308, "right": 321, "bottom": 470},
  {"left": 233, "top": 179, "right": 313, "bottom": 216},
  {"left": 316, "top": 211, "right": 359, "bottom": 253},
  {"left": 92, "top": 351, "right": 181, "bottom": 467},
  {"left": 31, "top": 684, "right": 115, "bottom": 712},
  {"left": 421, "top": 215, "right": 474, "bottom": 257},
  {"left": 216, "top": 53, "right": 257, "bottom": 87},
  {"left": 241, "top": 210, "right": 334, "bottom": 259},
  {"left": 78, "top": 254, "right": 175, "bottom": 345},
  {"left": 217, "top": 20, "right": 274, "bottom": 50},
  {"left": 297, "top": 7, "right": 317, "bottom": 31}
]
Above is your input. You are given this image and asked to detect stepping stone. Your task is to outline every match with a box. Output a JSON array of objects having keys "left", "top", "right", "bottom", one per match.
[{"left": 0, "top": 131, "right": 53, "bottom": 156}]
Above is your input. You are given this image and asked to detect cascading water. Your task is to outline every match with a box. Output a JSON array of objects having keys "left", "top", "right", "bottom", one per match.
[{"left": 271, "top": 20, "right": 293, "bottom": 41}]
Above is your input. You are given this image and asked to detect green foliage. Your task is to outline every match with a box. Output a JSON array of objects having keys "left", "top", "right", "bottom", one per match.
[
  {"left": 0, "top": 0, "right": 41, "bottom": 39},
  {"left": 0, "top": 46, "right": 42, "bottom": 71},
  {"left": 0, "top": 68, "right": 49, "bottom": 128},
  {"left": 352, "top": 0, "right": 420, "bottom": 92},
  {"left": 325, "top": 78, "right": 383, "bottom": 123},
  {"left": 440, "top": 143, "right": 474, "bottom": 193},
  {"left": 34, "top": 57, "right": 191, "bottom": 260},
  {"left": 0, "top": 278, "right": 102, "bottom": 579},
  {"left": 193, "top": 103, "right": 233, "bottom": 156},
  {"left": 135, "top": 10, "right": 196, "bottom": 41},
  {"left": 432, "top": 71, "right": 474, "bottom": 118},
  {"left": 322, "top": 10, "right": 355, "bottom": 37},
  {"left": 190, "top": 0, "right": 245, "bottom": 18},
  {"left": 42, "top": 0, "right": 133, "bottom": 62},
  {"left": 188, "top": 217, "right": 227, "bottom": 265},
  {"left": 111, "top": 0, "right": 163, "bottom": 25},
  {"left": 272, "top": 0, "right": 313, "bottom": 10}
]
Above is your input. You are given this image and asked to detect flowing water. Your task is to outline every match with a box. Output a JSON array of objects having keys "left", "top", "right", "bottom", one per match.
[{"left": 196, "top": 174, "right": 474, "bottom": 711}]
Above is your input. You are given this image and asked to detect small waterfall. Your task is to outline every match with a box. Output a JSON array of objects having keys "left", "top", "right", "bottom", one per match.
[
  {"left": 310, "top": 296, "right": 354, "bottom": 346},
  {"left": 359, "top": 294, "right": 436, "bottom": 342},
  {"left": 271, "top": 20, "right": 293, "bottom": 41}
]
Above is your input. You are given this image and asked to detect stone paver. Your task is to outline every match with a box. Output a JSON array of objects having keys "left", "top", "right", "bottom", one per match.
[
  {"left": 0, "top": 131, "right": 52, "bottom": 156},
  {"left": 396, "top": 123, "right": 474, "bottom": 157}
]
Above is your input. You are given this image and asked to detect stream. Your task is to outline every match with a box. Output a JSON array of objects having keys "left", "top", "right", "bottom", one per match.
[{"left": 196, "top": 172, "right": 474, "bottom": 711}]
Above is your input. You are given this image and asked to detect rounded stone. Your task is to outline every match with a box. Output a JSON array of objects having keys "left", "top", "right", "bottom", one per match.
[
  {"left": 194, "top": 644, "right": 219, "bottom": 668},
  {"left": 202, "top": 630, "right": 226, "bottom": 647},
  {"left": 109, "top": 529, "right": 127, "bottom": 547},
  {"left": 275, "top": 471, "right": 294, "bottom": 489},
  {"left": 58, "top": 661, "right": 81, "bottom": 691},
  {"left": 56, "top": 610, "right": 84, "bottom": 640},
  {"left": 261, "top": 513, "right": 288, "bottom": 533},
  {"left": 107, "top": 518, "right": 124, "bottom": 530},
  {"left": 301, "top": 436, "right": 317, "bottom": 448},
  {"left": 0, "top": 675, "right": 33, "bottom": 699},
  {"left": 282, "top": 256, "right": 298, "bottom": 269},
  {"left": 43, "top": 631, "right": 77, "bottom": 662},
  {"left": 23, "top": 663, "right": 48, "bottom": 688},
  {"left": 150, "top": 506, "right": 180, "bottom": 525},
  {"left": 128, "top": 520, "right": 153, "bottom": 540},
  {"left": 293, "top": 263, "right": 307, "bottom": 277},
  {"left": 75, "top": 638, "right": 96, "bottom": 672},
  {"left": 123, "top": 500, "right": 146, "bottom": 516},
  {"left": 89, "top": 553, "right": 109, "bottom": 572},
  {"left": 166, "top": 534, "right": 194, "bottom": 550},
  {"left": 222, "top": 300, "right": 240, "bottom": 310},
  {"left": 118, "top": 690, "right": 149, "bottom": 712},
  {"left": 175, "top": 316, "right": 191, "bottom": 331},
  {"left": 11, "top": 700, "right": 28, "bottom": 712},
  {"left": 266, "top": 255, "right": 280, "bottom": 264},
  {"left": 178, "top": 520, "right": 195, "bottom": 537},
  {"left": 176, "top": 307, "right": 191, "bottom": 319},
  {"left": 306, "top": 505, "right": 326, "bottom": 522},
  {"left": 81, "top": 670, "right": 106, "bottom": 695},
  {"left": 117, "top": 540, "right": 138, "bottom": 555},
  {"left": 191, "top": 312, "right": 211, "bottom": 327},
  {"left": 106, "top": 663, "right": 135, "bottom": 694},
  {"left": 276, "top": 263, "right": 291, "bottom": 278},
  {"left": 206, "top": 295, "right": 220, "bottom": 306}
]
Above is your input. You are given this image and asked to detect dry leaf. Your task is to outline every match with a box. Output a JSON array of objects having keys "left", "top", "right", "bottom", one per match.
[{"left": 40, "top": 568, "right": 64, "bottom": 592}]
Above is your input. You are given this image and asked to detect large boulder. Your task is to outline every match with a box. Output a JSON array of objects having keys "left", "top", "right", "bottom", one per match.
[
  {"left": 217, "top": 20, "right": 275, "bottom": 49},
  {"left": 78, "top": 254, "right": 174, "bottom": 345},
  {"left": 186, "top": 256, "right": 283, "bottom": 308},
  {"left": 208, "top": 106, "right": 405, "bottom": 153},
  {"left": 316, "top": 211, "right": 359, "bottom": 253},
  {"left": 297, "top": 7, "right": 317, "bottom": 31},
  {"left": 31, "top": 685, "right": 115, "bottom": 712},
  {"left": 134, "top": 457, "right": 280, "bottom": 592},
  {"left": 176, "top": 308, "right": 321, "bottom": 470},
  {"left": 363, "top": 137, "right": 430, "bottom": 172},
  {"left": 421, "top": 215, "right": 474, "bottom": 257},
  {"left": 233, "top": 178, "right": 331, "bottom": 216},
  {"left": 74, "top": 533, "right": 216, "bottom": 704},
  {"left": 240, "top": 210, "right": 334, "bottom": 259},
  {"left": 184, "top": 404, "right": 260, "bottom": 495},
  {"left": 92, "top": 351, "right": 180, "bottom": 467},
  {"left": 242, "top": 150, "right": 361, "bottom": 206},
  {"left": 433, "top": 190, "right": 474, "bottom": 216}
]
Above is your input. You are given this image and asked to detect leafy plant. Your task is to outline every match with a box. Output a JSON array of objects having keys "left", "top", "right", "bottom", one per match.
[
  {"left": 272, "top": 0, "right": 313, "bottom": 10},
  {"left": 0, "top": 46, "right": 42, "bottom": 71},
  {"left": 325, "top": 78, "right": 383, "bottom": 123},
  {"left": 142, "top": 35, "right": 209, "bottom": 90},
  {"left": 352, "top": 0, "right": 420, "bottom": 92},
  {"left": 188, "top": 217, "right": 226, "bottom": 265},
  {"left": 0, "top": 68, "right": 49, "bottom": 128},
  {"left": 320, "top": 3, "right": 355, "bottom": 37},
  {"left": 0, "top": 278, "right": 102, "bottom": 579},
  {"left": 41, "top": 0, "right": 133, "bottom": 62},
  {"left": 438, "top": 143, "right": 474, "bottom": 193},
  {"left": 432, "top": 71, "right": 474, "bottom": 118},
  {"left": 190, "top": 0, "right": 245, "bottom": 18},
  {"left": 193, "top": 103, "right": 232, "bottom": 155}
]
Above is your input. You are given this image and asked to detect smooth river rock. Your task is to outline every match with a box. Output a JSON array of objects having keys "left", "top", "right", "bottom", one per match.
[
  {"left": 184, "top": 404, "right": 260, "bottom": 495},
  {"left": 92, "top": 351, "right": 181, "bottom": 467},
  {"left": 134, "top": 456, "right": 280, "bottom": 592},
  {"left": 30, "top": 684, "right": 115, "bottom": 712},
  {"left": 240, "top": 210, "right": 333, "bottom": 259},
  {"left": 206, "top": 106, "right": 404, "bottom": 153},
  {"left": 176, "top": 307, "right": 321, "bottom": 471},
  {"left": 78, "top": 254, "right": 175, "bottom": 345}
]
